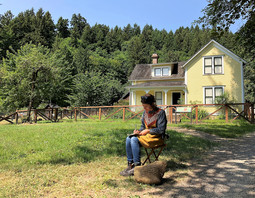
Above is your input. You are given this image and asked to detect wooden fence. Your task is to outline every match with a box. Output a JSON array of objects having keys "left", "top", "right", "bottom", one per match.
[{"left": 0, "top": 103, "right": 254, "bottom": 124}]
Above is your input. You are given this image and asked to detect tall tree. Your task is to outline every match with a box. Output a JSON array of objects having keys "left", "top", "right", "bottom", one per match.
[
  {"left": 198, "top": 0, "right": 254, "bottom": 33},
  {"left": 0, "top": 11, "right": 15, "bottom": 60},
  {"left": 70, "top": 13, "right": 88, "bottom": 46},
  {"left": 122, "top": 24, "right": 133, "bottom": 41},
  {"left": 56, "top": 17, "right": 70, "bottom": 38}
]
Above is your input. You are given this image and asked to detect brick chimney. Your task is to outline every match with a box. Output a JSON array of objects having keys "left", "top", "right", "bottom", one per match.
[{"left": 152, "top": 53, "right": 159, "bottom": 64}]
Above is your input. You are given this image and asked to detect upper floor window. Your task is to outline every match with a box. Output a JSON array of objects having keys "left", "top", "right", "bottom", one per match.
[
  {"left": 204, "top": 56, "right": 223, "bottom": 75},
  {"left": 154, "top": 67, "right": 170, "bottom": 77}
]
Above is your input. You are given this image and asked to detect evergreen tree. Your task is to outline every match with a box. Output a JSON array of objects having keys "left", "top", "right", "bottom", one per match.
[
  {"left": 70, "top": 13, "right": 88, "bottom": 46},
  {"left": 122, "top": 24, "right": 133, "bottom": 41},
  {"left": 133, "top": 23, "right": 141, "bottom": 36},
  {"left": 56, "top": 17, "right": 70, "bottom": 38},
  {"left": 0, "top": 11, "right": 15, "bottom": 60}
]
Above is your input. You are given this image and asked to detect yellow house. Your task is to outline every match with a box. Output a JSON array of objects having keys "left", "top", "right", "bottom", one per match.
[{"left": 127, "top": 40, "right": 246, "bottom": 109}]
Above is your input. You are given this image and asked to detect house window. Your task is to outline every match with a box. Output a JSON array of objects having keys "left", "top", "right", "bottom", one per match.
[
  {"left": 203, "top": 56, "right": 223, "bottom": 75},
  {"left": 204, "top": 86, "right": 224, "bottom": 104},
  {"left": 215, "top": 87, "right": 223, "bottom": 101},
  {"left": 205, "top": 88, "right": 213, "bottom": 104},
  {"left": 154, "top": 68, "right": 161, "bottom": 76},
  {"left": 204, "top": 58, "right": 212, "bottom": 74},
  {"left": 154, "top": 67, "right": 170, "bottom": 77},
  {"left": 214, "top": 57, "right": 222, "bottom": 74},
  {"left": 155, "top": 92, "right": 163, "bottom": 105},
  {"left": 162, "top": 67, "right": 169, "bottom": 76}
]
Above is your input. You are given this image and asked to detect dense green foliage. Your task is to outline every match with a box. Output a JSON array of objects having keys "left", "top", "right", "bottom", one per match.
[{"left": 0, "top": 7, "right": 254, "bottom": 112}]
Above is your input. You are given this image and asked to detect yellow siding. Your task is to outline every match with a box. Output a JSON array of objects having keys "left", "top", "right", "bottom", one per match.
[{"left": 186, "top": 44, "right": 243, "bottom": 104}]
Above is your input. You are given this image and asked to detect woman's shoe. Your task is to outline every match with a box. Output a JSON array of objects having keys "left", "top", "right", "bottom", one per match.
[{"left": 120, "top": 162, "right": 134, "bottom": 176}]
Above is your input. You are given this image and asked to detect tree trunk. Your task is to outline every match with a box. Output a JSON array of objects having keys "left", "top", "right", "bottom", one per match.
[{"left": 27, "top": 70, "right": 38, "bottom": 123}]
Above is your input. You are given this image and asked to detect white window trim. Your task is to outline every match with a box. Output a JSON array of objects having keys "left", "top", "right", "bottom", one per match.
[
  {"left": 203, "top": 56, "right": 224, "bottom": 75},
  {"left": 155, "top": 91, "right": 163, "bottom": 105},
  {"left": 152, "top": 66, "right": 171, "bottom": 77},
  {"left": 203, "top": 86, "right": 225, "bottom": 104}
]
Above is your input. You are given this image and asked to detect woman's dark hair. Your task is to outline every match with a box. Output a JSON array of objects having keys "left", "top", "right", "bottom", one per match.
[
  {"left": 141, "top": 94, "right": 155, "bottom": 105},
  {"left": 141, "top": 94, "right": 158, "bottom": 110}
]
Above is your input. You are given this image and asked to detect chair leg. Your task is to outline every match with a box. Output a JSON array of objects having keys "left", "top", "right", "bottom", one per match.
[
  {"left": 154, "top": 147, "right": 164, "bottom": 161},
  {"left": 142, "top": 148, "right": 152, "bottom": 165},
  {"left": 142, "top": 145, "right": 166, "bottom": 165}
]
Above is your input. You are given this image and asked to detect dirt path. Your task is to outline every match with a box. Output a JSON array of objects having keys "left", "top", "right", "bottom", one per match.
[{"left": 146, "top": 128, "right": 255, "bottom": 198}]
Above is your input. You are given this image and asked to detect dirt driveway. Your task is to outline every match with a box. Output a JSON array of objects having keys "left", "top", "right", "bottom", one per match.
[{"left": 145, "top": 128, "right": 255, "bottom": 198}]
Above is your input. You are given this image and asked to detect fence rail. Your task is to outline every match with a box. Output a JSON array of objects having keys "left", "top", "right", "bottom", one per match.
[{"left": 0, "top": 103, "right": 254, "bottom": 124}]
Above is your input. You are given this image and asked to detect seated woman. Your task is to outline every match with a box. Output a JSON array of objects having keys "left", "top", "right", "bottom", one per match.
[{"left": 120, "top": 94, "right": 167, "bottom": 176}]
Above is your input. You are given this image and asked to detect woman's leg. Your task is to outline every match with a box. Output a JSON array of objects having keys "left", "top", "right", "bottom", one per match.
[
  {"left": 121, "top": 136, "right": 141, "bottom": 176},
  {"left": 130, "top": 136, "right": 141, "bottom": 165},
  {"left": 126, "top": 136, "right": 141, "bottom": 164},
  {"left": 126, "top": 136, "right": 133, "bottom": 163}
]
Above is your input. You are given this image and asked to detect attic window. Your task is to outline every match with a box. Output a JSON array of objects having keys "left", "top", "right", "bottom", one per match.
[{"left": 154, "top": 67, "right": 170, "bottom": 77}]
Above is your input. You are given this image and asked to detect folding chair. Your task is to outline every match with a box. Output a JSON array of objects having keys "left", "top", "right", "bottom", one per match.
[{"left": 142, "top": 134, "right": 169, "bottom": 165}]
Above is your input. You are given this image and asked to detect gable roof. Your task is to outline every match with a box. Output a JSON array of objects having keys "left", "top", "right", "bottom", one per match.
[
  {"left": 128, "top": 61, "right": 186, "bottom": 81},
  {"left": 182, "top": 40, "right": 246, "bottom": 68}
]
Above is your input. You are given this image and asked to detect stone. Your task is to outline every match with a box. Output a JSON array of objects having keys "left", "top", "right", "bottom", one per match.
[{"left": 134, "top": 161, "right": 167, "bottom": 184}]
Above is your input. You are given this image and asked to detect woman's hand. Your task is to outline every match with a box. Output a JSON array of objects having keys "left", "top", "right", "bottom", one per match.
[
  {"left": 133, "top": 129, "right": 140, "bottom": 135},
  {"left": 139, "top": 129, "right": 150, "bottom": 136}
]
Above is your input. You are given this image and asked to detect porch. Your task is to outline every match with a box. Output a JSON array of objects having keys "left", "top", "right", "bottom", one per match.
[{"left": 129, "top": 89, "right": 186, "bottom": 106}]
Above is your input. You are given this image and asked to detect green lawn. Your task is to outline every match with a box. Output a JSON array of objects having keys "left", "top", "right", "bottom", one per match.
[
  {"left": 176, "top": 120, "right": 255, "bottom": 138},
  {"left": 1, "top": 119, "right": 252, "bottom": 197}
]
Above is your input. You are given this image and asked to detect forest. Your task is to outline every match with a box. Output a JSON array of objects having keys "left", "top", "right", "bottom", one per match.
[{"left": 0, "top": 6, "right": 254, "bottom": 113}]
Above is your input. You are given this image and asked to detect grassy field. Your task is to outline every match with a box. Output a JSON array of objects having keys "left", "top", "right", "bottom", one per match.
[
  {"left": 175, "top": 120, "right": 255, "bottom": 138},
  {"left": 0, "top": 119, "right": 253, "bottom": 197}
]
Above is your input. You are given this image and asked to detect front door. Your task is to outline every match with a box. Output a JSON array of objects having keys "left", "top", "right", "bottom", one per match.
[{"left": 172, "top": 92, "right": 181, "bottom": 105}]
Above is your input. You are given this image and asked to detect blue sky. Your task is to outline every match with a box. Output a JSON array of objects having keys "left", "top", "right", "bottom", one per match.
[{"left": 0, "top": 0, "right": 245, "bottom": 33}]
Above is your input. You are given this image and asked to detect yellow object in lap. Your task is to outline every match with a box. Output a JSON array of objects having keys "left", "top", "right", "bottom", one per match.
[{"left": 138, "top": 134, "right": 164, "bottom": 149}]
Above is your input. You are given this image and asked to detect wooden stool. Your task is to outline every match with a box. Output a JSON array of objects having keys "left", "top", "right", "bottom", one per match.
[{"left": 142, "top": 144, "right": 166, "bottom": 165}]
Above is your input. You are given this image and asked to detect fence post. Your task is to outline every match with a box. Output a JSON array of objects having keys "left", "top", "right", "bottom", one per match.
[
  {"left": 196, "top": 106, "right": 198, "bottom": 124},
  {"left": 123, "top": 107, "right": 125, "bottom": 121},
  {"left": 225, "top": 105, "right": 229, "bottom": 123},
  {"left": 247, "top": 103, "right": 251, "bottom": 119},
  {"left": 170, "top": 107, "right": 173, "bottom": 124},
  {"left": 34, "top": 109, "right": 37, "bottom": 123},
  {"left": 99, "top": 108, "right": 102, "bottom": 120},
  {"left": 175, "top": 111, "right": 177, "bottom": 124},
  {"left": 251, "top": 103, "right": 254, "bottom": 124},
  {"left": 55, "top": 108, "right": 58, "bottom": 122},
  {"left": 15, "top": 110, "right": 18, "bottom": 124},
  {"left": 75, "top": 108, "right": 77, "bottom": 121}
]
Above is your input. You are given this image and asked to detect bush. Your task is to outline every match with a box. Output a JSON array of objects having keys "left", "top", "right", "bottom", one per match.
[{"left": 187, "top": 108, "right": 209, "bottom": 120}]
